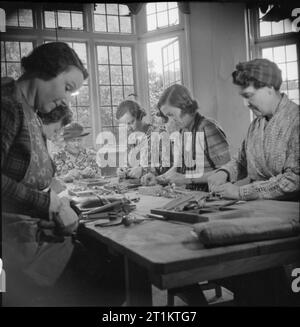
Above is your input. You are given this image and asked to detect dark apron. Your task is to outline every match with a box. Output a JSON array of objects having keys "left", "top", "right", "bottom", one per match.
[{"left": 2, "top": 86, "right": 73, "bottom": 287}]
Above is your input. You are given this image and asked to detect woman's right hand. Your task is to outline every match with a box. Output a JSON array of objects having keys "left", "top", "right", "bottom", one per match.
[
  {"left": 49, "top": 190, "right": 62, "bottom": 214},
  {"left": 208, "top": 171, "right": 228, "bottom": 192},
  {"left": 141, "top": 173, "right": 157, "bottom": 186},
  {"left": 116, "top": 167, "right": 127, "bottom": 179}
]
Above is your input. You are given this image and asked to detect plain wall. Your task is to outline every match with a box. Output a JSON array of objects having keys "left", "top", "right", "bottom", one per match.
[{"left": 189, "top": 2, "right": 251, "bottom": 155}]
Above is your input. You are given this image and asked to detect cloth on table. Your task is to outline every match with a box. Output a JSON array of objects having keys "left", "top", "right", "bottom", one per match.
[{"left": 193, "top": 217, "right": 300, "bottom": 247}]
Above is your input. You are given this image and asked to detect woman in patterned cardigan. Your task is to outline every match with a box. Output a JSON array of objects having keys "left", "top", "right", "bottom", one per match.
[{"left": 208, "top": 58, "right": 299, "bottom": 201}]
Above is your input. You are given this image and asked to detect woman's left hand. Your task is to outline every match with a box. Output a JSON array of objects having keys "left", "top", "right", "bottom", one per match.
[
  {"left": 157, "top": 170, "right": 188, "bottom": 186},
  {"left": 212, "top": 183, "right": 241, "bottom": 200},
  {"left": 127, "top": 166, "right": 143, "bottom": 179}
]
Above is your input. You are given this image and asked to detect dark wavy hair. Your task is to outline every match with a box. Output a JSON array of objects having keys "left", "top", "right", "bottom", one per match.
[
  {"left": 232, "top": 71, "right": 272, "bottom": 90},
  {"left": 20, "top": 42, "right": 88, "bottom": 81},
  {"left": 38, "top": 104, "right": 73, "bottom": 127},
  {"left": 116, "top": 100, "right": 146, "bottom": 121},
  {"left": 157, "top": 84, "right": 198, "bottom": 122}
]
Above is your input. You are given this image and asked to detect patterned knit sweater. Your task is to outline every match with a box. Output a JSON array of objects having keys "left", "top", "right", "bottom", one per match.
[{"left": 220, "top": 94, "right": 299, "bottom": 200}]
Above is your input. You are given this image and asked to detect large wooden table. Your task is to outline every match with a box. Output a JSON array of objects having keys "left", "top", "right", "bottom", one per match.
[{"left": 80, "top": 194, "right": 300, "bottom": 306}]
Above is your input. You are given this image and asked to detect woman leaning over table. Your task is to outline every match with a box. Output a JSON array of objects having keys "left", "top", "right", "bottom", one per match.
[
  {"left": 1, "top": 42, "right": 125, "bottom": 306},
  {"left": 142, "top": 84, "right": 231, "bottom": 191}
]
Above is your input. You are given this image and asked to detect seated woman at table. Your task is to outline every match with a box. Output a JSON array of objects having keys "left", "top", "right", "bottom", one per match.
[
  {"left": 208, "top": 58, "right": 299, "bottom": 201},
  {"left": 1, "top": 42, "right": 125, "bottom": 306},
  {"left": 142, "top": 84, "right": 231, "bottom": 191},
  {"left": 116, "top": 99, "right": 157, "bottom": 179}
]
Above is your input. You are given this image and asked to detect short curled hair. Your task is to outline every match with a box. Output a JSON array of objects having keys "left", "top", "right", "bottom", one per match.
[
  {"left": 38, "top": 104, "right": 73, "bottom": 127},
  {"left": 157, "top": 84, "right": 198, "bottom": 120},
  {"left": 116, "top": 100, "right": 146, "bottom": 121},
  {"left": 21, "top": 42, "right": 88, "bottom": 81},
  {"left": 232, "top": 71, "right": 271, "bottom": 90}
]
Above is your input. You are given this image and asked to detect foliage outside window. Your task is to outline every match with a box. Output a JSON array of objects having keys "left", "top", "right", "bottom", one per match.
[
  {"left": 97, "top": 45, "right": 135, "bottom": 135},
  {"left": 1, "top": 41, "right": 33, "bottom": 79},
  {"left": 94, "top": 3, "right": 132, "bottom": 33}
]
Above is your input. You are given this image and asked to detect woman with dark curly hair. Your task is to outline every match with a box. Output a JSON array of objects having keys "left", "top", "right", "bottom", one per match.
[
  {"left": 142, "top": 84, "right": 231, "bottom": 191},
  {"left": 1, "top": 42, "right": 125, "bottom": 306}
]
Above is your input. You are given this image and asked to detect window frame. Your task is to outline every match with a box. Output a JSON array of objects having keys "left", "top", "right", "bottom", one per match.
[{"left": 248, "top": 7, "right": 300, "bottom": 90}]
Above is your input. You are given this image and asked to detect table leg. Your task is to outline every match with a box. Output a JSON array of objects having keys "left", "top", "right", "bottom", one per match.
[{"left": 124, "top": 257, "right": 153, "bottom": 306}]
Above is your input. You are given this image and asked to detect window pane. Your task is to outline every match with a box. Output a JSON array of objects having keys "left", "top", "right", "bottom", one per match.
[
  {"left": 110, "top": 65, "right": 122, "bottom": 85},
  {"left": 286, "top": 44, "right": 297, "bottom": 62},
  {"left": 288, "top": 89, "right": 299, "bottom": 100},
  {"left": 100, "top": 107, "right": 113, "bottom": 126},
  {"left": 72, "top": 43, "right": 87, "bottom": 64},
  {"left": 44, "top": 11, "right": 56, "bottom": 28},
  {"left": 5, "top": 42, "right": 20, "bottom": 61},
  {"left": 157, "top": 11, "right": 168, "bottom": 28},
  {"left": 122, "top": 66, "right": 133, "bottom": 84},
  {"left": 1, "top": 63, "right": 7, "bottom": 77},
  {"left": 119, "top": 5, "right": 130, "bottom": 16},
  {"left": 100, "top": 86, "right": 111, "bottom": 105},
  {"left": 284, "top": 19, "right": 296, "bottom": 33},
  {"left": 106, "top": 4, "right": 118, "bottom": 15},
  {"left": 260, "top": 21, "right": 271, "bottom": 37},
  {"left": 262, "top": 48, "right": 273, "bottom": 62},
  {"left": 95, "top": 3, "right": 106, "bottom": 14},
  {"left": 58, "top": 12, "right": 71, "bottom": 28},
  {"left": 19, "top": 9, "right": 33, "bottom": 27},
  {"left": 120, "top": 16, "right": 132, "bottom": 33},
  {"left": 6, "top": 11, "right": 18, "bottom": 26},
  {"left": 286, "top": 62, "right": 298, "bottom": 80},
  {"left": 94, "top": 14, "right": 107, "bottom": 32},
  {"left": 169, "top": 9, "right": 179, "bottom": 25},
  {"left": 107, "top": 15, "right": 119, "bottom": 33},
  {"left": 97, "top": 46, "right": 108, "bottom": 64},
  {"left": 109, "top": 47, "right": 121, "bottom": 64},
  {"left": 272, "top": 21, "right": 284, "bottom": 35},
  {"left": 77, "top": 86, "right": 89, "bottom": 106},
  {"left": 273, "top": 46, "right": 285, "bottom": 63},
  {"left": 157, "top": 3, "right": 167, "bottom": 12},
  {"left": 1, "top": 42, "right": 5, "bottom": 61},
  {"left": 147, "top": 3, "right": 156, "bottom": 15},
  {"left": 121, "top": 47, "right": 132, "bottom": 65},
  {"left": 71, "top": 13, "right": 83, "bottom": 30},
  {"left": 168, "top": 2, "right": 178, "bottom": 9},
  {"left": 175, "top": 60, "right": 181, "bottom": 82},
  {"left": 112, "top": 86, "right": 123, "bottom": 105},
  {"left": 277, "top": 63, "right": 287, "bottom": 80},
  {"left": 7, "top": 62, "right": 21, "bottom": 79},
  {"left": 77, "top": 107, "right": 91, "bottom": 128},
  {"left": 20, "top": 42, "right": 33, "bottom": 57},
  {"left": 98, "top": 65, "right": 110, "bottom": 84},
  {"left": 147, "top": 14, "right": 157, "bottom": 31},
  {"left": 124, "top": 85, "right": 134, "bottom": 98}
]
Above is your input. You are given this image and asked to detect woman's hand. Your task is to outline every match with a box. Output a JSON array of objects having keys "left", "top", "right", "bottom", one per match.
[
  {"left": 127, "top": 166, "right": 143, "bottom": 179},
  {"left": 212, "top": 183, "right": 240, "bottom": 200},
  {"left": 157, "top": 169, "right": 188, "bottom": 186},
  {"left": 49, "top": 190, "right": 63, "bottom": 214},
  {"left": 141, "top": 172, "right": 157, "bottom": 186},
  {"left": 116, "top": 167, "right": 127, "bottom": 179},
  {"left": 208, "top": 171, "right": 228, "bottom": 191}
]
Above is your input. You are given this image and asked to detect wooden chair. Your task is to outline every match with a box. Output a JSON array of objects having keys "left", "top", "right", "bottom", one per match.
[{"left": 167, "top": 282, "right": 222, "bottom": 306}]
